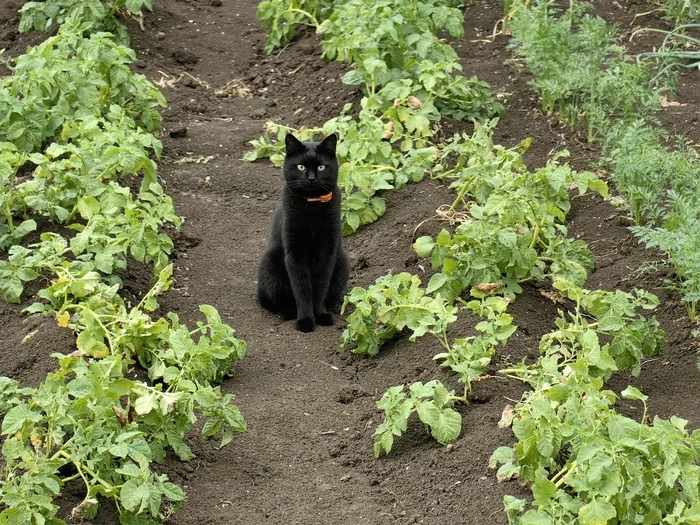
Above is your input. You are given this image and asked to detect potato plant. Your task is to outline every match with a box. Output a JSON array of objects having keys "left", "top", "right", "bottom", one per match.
[
  {"left": 347, "top": 122, "right": 609, "bottom": 455},
  {"left": 488, "top": 283, "right": 696, "bottom": 524},
  {"left": 257, "top": 0, "right": 338, "bottom": 53},
  {"left": 415, "top": 122, "right": 606, "bottom": 301},
  {"left": 371, "top": 290, "right": 516, "bottom": 457},
  {"left": 0, "top": 268, "right": 246, "bottom": 525},
  {"left": 20, "top": 0, "right": 154, "bottom": 37},
  {"left": 245, "top": 101, "right": 439, "bottom": 234}
]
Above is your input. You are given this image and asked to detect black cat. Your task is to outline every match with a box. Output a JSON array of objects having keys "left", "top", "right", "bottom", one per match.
[{"left": 256, "top": 133, "right": 350, "bottom": 332}]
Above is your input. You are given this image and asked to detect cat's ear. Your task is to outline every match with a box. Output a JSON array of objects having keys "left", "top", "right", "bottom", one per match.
[
  {"left": 285, "top": 134, "right": 305, "bottom": 156},
  {"left": 317, "top": 133, "right": 338, "bottom": 155}
]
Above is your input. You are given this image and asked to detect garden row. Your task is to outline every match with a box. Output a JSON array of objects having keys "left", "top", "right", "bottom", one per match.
[
  {"left": 253, "top": 1, "right": 700, "bottom": 523},
  {"left": 507, "top": 0, "right": 700, "bottom": 323},
  {"left": 0, "top": 2, "right": 247, "bottom": 524}
]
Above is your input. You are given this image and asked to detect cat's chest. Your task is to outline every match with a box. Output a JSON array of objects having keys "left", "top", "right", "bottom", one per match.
[
  {"left": 288, "top": 220, "right": 330, "bottom": 245},
  {"left": 283, "top": 212, "right": 336, "bottom": 253}
]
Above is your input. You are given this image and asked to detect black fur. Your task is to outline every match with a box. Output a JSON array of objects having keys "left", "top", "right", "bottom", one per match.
[{"left": 256, "top": 133, "right": 350, "bottom": 332}]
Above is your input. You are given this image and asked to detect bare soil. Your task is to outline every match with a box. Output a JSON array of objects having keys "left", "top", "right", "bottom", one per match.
[{"left": 1, "top": 1, "right": 699, "bottom": 524}]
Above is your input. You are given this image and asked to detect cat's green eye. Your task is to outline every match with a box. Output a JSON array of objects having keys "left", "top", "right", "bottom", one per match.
[
  {"left": 317, "top": 165, "right": 326, "bottom": 171},
  {"left": 297, "top": 164, "right": 306, "bottom": 171}
]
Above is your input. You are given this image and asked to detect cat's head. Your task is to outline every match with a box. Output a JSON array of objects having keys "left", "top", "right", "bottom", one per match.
[{"left": 283, "top": 134, "right": 339, "bottom": 197}]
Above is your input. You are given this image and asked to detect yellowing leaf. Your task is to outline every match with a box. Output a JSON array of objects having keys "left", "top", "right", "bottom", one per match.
[{"left": 56, "top": 311, "right": 71, "bottom": 328}]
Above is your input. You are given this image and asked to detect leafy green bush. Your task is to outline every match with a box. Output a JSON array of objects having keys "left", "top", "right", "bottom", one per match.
[
  {"left": 0, "top": 267, "right": 247, "bottom": 524},
  {"left": 340, "top": 272, "right": 457, "bottom": 356},
  {"left": 491, "top": 283, "right": 677, "bottom": 524},
  {"left": 416, "top": 123, "right": 606, "bottom": 300}
]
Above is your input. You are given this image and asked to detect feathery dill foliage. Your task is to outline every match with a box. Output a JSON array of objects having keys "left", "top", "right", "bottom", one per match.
[
  {"left": 508, "top": 1, "right": 664, "bottom": 143},
  {"left": 508, "top": 0, "right": 700, "bottom": 323}
]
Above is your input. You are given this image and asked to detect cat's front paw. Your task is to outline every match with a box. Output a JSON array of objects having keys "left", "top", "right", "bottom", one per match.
[
  {"left": 295, "top": 317, "right": 315, "bottom": 332},
  {"left": 315, "top": 313, "right": 334, "bottom": 326}
]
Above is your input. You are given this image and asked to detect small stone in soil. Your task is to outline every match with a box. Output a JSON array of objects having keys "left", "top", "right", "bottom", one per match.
[
  {"left": 170, "top": 127, "right": 188, "bottom": 138},
  {"left": 250, "top": 107, "right": 269, "bottom": 119}
]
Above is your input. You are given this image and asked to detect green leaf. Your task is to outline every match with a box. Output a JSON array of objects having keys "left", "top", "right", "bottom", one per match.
[
  {"left": 425, "top": 272, "right": 448, "bottom": 294},
  {"left": 2, "top": 404, "right": 42, "bottom": 434},
  {"left": 414, "top": 236, "right": 434, "bottom": 257},
  {"left": 125, "top": 0, "right": 148, "bottom": 14},
  {"left": 489, "top": 446, "right": 514, "bottom": 468},
  {"left": 503, "top": 495, "right": 526, "bottom": 513},
  {"left": 76, "top": 331, "right": 109, "bottom": 358},
  {"left": 120, "top": 478, "right": 150, "bottom": 513},
  {"left": 14, "top": 219, "right": 37, "bottom": 238},
  {"left": 620, "top": 385, "right": 648, "bottom": 402},
  {"left": 598, "top": 316, "right": 624, "bottom": 332},
  {"left": 134, "top": 392, "right": 157, "bottom": 416},
  {"left": 578, "top": 497, "right": 617, "bottom": 525},
  {"left": 161, "top": 482, "right": 186, "bottom": 502},
  {"left": 532, "top": 471, "right": 556, "bottom": 505},
  {"left": 415, "top": 401, "right": 462, "bottom": 445},
  {"left": 519, "top": 510, "right": 555, "bottom": 525}
]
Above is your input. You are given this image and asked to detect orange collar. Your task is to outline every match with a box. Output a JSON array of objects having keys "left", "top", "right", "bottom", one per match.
[{"left": 306, "top": 191, "right": 333, "bottom": 203}]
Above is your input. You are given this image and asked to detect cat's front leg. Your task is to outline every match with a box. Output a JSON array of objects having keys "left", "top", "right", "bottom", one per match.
[
  {"left": 312, "top": 248, "right": 338, "bottom": 326},
  {"left": 314, "top": 312, "right": 334, "bottom": 326},
  {"left": 285, "top": 254, "right": 315, "bottom": 332},
  {"left": 313, "top": 289, "right": 334, "bottom": 326}
]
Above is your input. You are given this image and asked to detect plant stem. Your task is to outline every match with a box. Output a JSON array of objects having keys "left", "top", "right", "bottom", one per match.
[
  {"left": 498, "top": 368, "right": 540, "bottom": 378},
  {"left": 3, "top": 201, "right": 14, "bottom": 233},
  {"left": 57, "top": 450, "right": 116, "bottom": 493},
  {"left": 449, "top": 392, "right": 468, "bottom": 404},
  {"left": 554, "top": 460, "right": 577, "bottom": 488},
  {"left": 45, "top": 421, "right": 53, "bottom": 459},
  {"left": 448, "top": 175, "right": 477, "bottom": 212},
  {"left": 283, "top": 8, "right": 319, "bottom": 28}
]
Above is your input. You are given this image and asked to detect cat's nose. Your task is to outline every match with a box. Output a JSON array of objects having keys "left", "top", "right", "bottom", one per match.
[{"left": 308, "top": 172, "right": 315, "bottom": 181}]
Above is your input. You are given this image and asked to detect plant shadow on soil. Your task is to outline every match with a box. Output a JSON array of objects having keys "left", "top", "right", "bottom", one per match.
[{"left": 1, "top": 0, "right": 699, "bottom": 523}]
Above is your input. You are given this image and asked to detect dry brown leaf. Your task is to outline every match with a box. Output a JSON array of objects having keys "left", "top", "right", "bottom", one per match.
[
  {"left": 113, "top": 406, "right": 129, "bottom": 426},
  {"left": 659, "top": 95, "right": 685, "bottom": 108},
  {"left": 498, "top": 404, "right": 515, "bottom": 428},
  {"left": 474, "top": 283, "right": 501, "bottom": 294},
  {"left": 382, "top": 121, "right": 394, "bottom": 140},
  {"left": 407, "top": 95, "right": 422, "bottom": 109},
  {"left": 540, "top": 289, "right": 565, "bottom": 304}
]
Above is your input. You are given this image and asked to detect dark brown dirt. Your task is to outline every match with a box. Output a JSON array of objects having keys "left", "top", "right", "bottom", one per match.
[{"left": 2, "top": 0, "right": 699, "bottom": 524}]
